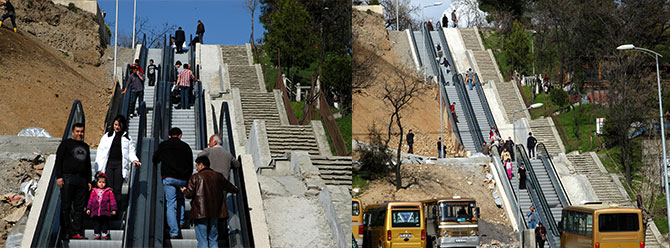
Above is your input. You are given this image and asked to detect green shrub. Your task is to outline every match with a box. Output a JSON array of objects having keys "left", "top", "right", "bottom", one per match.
[
  {"left": 370, "top": 0, "right": 380, "bottom": 5},
  {"left": 550, "top": 89, "right": 569, "bottom": 107}
]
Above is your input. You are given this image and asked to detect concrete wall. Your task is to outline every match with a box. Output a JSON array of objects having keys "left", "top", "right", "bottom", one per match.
[
  {"left": 273, "top": 89, "right": 289, "bottom": 125},
  {"left": 311, "top": 121, "right": 332, "bottom": 156},
  {"left": 20, "top": 155, "right": 56, "bottom": 247},
  {"left": 246, "top": 120, "right": 271, "bottom": 171},
  {"left": 240, "top": 154, "right": 272, "bottom": 248}
]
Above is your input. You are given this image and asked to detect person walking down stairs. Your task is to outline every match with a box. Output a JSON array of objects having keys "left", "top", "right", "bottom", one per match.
[{"left": 0, "top": 0, "right": 17, "bottom": 33}]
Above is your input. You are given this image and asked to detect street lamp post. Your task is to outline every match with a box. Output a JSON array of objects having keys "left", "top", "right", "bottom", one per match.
[
  {"left": 530, "top": 30, "right": 536, "bottom": 76},
  {"left": 617, "top": 44, "right": 667, "bottom": 238},
  {"left": 512, "top": 102, "right": 542, "bottom": 247},
  {"left": 132, "top": 0, "right": 137, "bottom": 48},
  {"left": 421, "top": 2, "right": 443, "bottom": 23},
  {"left": 112, "top": 0, "right": 119, "bottom": 85},
  {"left": 396, "top": 0, "right": 399, "bottom": 31}
]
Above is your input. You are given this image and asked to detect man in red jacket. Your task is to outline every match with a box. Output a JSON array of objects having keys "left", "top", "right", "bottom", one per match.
[{"left": 182, "top": 156, "right": 238, "bottom": 247}]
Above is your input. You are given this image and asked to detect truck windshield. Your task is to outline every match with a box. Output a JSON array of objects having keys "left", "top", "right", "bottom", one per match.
[{"left": 439, "top": 202, "right": 475, "bottom": 221}]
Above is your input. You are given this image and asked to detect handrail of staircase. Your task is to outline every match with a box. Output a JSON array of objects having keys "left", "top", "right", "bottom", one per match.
[
  {"left": 31, "top": 100, "right": 85, "bottom": 247},
  {"left": 473, "top": 74, "right": 500, "bottom": 138},
  {"left": 218, "top": 101, "right": 255, "bottom": 247},
  {"left": 490, "top": 145, "right": 526, "bottom": 230},
  {"left": 274, "top": 49, "right": 299, "bottom": 125},
  {"left": 104, "top": 77, "right": 124, "bottom": 133},
  {"left": 516, "top": 144, "right": 560, "bottom": 246},
  {"left": 422, "top": 22, "right": 462, "bottom": 149},
  {"left": 453, "top": 73, "right": 486, "bottom": 151},
  {"left": 121, "top": 101, "right": 146, "bottom": 247},
  {"left": 408, "top": 24, "right": 422, "bottom": 68},
  {"left": 194, "top": 80, "right": 207, "bottom": 150},
  {"left": 537, "top": 143, "right": 571, "bottom": 207}
]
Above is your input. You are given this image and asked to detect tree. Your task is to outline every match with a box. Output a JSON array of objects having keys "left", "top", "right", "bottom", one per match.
[
  {"left": 263, "top": 0, "right": 318, "bottom": 82},
  {"left": 503, "top": 21, "right": 531, "bottom": 75},
  {"left": 381, "top": 63, "right": 427, "bottom": 190},
  {"left": 380, "top": 0, "right": 420, "bottom": 31},
  {"left": 322, "top": 53, "right": 352, "bottom": 115},
  {"left": 452, "top": 0, "right": 487, "bottom": 28},
  {"left": 244, "top": 0, "right": 259, "bottom": 47},
  {"left": 352, "top": 45, "right": 380, "bottom": 94},
  {"left": 357, "top": 121, "right": 393, "bottom": 178}
]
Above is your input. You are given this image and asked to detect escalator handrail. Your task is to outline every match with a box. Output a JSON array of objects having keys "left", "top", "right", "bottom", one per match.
[
  {"left": 408, "top": 25, "right": 422, "bottom": 68},
  {"left": 422, "top": 22, "right": 463, "bottom": 148},
  {"left": 194, "top": 80, "right": 207, "bottom": 150},
  {"left": 516, "top": 144, "right": 560, "bottom": 245},
  {"left": 219, "top": 101, "right": 255, "bottom": 247},
  {"left": 32, "top": 100, "right": 85, "bottom": 247},
  {"left": 104, "top": 80, "right": 124, "bottom": 133},
  {"left": 453, "top": 73, "right": 485, "bottom": 151},
  {"left": 121, "top": 101, "right": 146, "bottom": 247},
  {"left": 490, "top": 145, "right": 527, "bottom": 229},
  {"left": 537, "top": 143, "right": 571, "bottom": 207},
  {"left": 473, "top": 74, "right": 499, "bottom": 134}
]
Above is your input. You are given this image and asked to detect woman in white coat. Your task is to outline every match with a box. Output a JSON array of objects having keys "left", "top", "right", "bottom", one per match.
[{"left": 95, "top": 115, "right": 141, "bottom": 204}]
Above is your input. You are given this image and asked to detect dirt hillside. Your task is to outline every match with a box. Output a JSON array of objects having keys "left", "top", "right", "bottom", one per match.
[
  {"left": 0, "top": 26, "right": 110, "bottom": 146},
  {"left": 352, "top": 9, "right": 463, "bottom": 158},
  {"left": 8, "top": 0, "right": 107, "bottom": 65}
]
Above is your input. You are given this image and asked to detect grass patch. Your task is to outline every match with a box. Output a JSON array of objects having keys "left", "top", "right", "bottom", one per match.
[
  {"left": 337, "top": 114, "right": 352, "bottom": 153},
  {"left": 291, "top": 101, "right": 305, "bottom": 121},
  {"left": 352, "top": 172, "right": 371, "bottom": 197},
  {"left": 554, "top": 104, "right": 606, "bottom": 153},
  {"left": 480, "top": 30, "right": 510, "bottom": 80},
  {"left": 261, "top": 53, "right": 318, "bottom": 93}
]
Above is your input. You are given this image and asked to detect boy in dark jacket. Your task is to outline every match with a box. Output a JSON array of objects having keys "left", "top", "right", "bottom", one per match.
[
  {"left": 55, "top": 123, "right": 92, "bottom": 239},
  {"left": 0, "top": 0, "right": 17, "bottom": 32},
  {"left": 153, "top": 127, "right": 193, "bottom": 238}
]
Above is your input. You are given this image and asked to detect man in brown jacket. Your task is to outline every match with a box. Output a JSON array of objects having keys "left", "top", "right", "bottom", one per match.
[{"left": 182, "top": 156, "right": 238, "bottom": 247}]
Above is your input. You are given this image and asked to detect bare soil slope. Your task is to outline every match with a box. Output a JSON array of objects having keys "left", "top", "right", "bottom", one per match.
[
  {"left": 0, "top": 28, "right": 110, "bottom": 145},
  {"left": 352, "top": 9, "right": 463, "bottom": 157}
]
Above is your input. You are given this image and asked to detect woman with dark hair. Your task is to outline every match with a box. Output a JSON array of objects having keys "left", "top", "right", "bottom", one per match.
[{"left": 95, "top": 115, "right": 141, "bottom": 205}]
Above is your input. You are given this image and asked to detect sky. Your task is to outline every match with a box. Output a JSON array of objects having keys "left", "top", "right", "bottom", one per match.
[
  {"left": 98, "top": 0, "right": 265, "bottom": 46},
  {"left": 408, "top": 0, "right": 486, "bottom": 28}
]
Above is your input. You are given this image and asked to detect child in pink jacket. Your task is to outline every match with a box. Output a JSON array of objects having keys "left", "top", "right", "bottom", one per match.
[{"left": 86, "top": 172, "right": 117, "bottom": 240}]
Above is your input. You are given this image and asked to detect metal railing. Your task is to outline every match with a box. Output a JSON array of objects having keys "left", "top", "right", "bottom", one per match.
[
  {"left": 408, "top": 25, "right": 422, "bottom": 68},
  {"left": 218, "top": 101, "right": 255, "bottom": 247},
  {"left": 194, "top": 79, "right": 207, "bottom": 150},
  {"left": 537, "top": 143, "right": 571, "bottom": 207},
  {"left": 121, "top": 101, "right": 146, "bottom": 247},
  {"left": 454, "top": 73, "right": 486, "bottom": 151},
  {"left": 490, "top": 145, "right": 526, "bottom": 230},
  {"left": 473, "top": 74, "right": 499, "bottom": 136},
  {"left": 31, "top": 100, "right": 85, "bottom": 247},
  {"left": 423, "top": 22, "right": 462, "bottom": 149},
  {"left": 138, "top": 34, "right": 148, "bottom": 71},
  {"left": 516, "top": 144, "right": 560, "bottom": 247}
]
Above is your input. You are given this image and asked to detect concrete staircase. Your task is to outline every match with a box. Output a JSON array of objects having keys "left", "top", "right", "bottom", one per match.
[
  {"left": 459, "top": 28, "right": 528, "bottom": 122},
  {"left": 221, "top": 45, "right": 249, "bottom": 66},
  {"left": 229, "top": 65, "right": 260, "bottom": 92},
  {"left": 459, "top": 28, "right": 483, "bottom": 51},
  {"left": 266, "top": 125, "right": 320, "bottom": 157},
  {"left": 566, "top": 153, "right": 664, "bottom": 247},
  {"left": 529, "top": 118, "right": 562, "bottom": 155},
  {"left": 566, "top": 154, "right": 630, "bottom": 205},
  {"left": 310, "top": 156, "right": 352, "bottom": 187},
  {"left": 240, "top": 92, "right": 281, "bottom": 135}
]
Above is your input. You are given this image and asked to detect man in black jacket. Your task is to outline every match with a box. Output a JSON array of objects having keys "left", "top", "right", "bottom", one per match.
[
  {"left": 55, "top": 123, "right": 92, "bottom": 240},
  {"left": 527, "top": 132, "right": 538, "bottom": 159},
  {"left": 153, "top": 127, "right": 193, "bottom": 238},
  {"left": 196, "top": 20, "right": 205, "bottom": 44},
  {"left": 406, "top": 129, "right": 414, "bottom": 154},
  {"left": 175, "top": 27, "right": 186, "bottom": 53},
  {"left": 504, "top": 136, "right": 515, "bottom": 161}
]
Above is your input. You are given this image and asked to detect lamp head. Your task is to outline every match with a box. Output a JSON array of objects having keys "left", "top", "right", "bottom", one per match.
[
  {"left": 530, "top": 103, "right": 544, "bottom": 109},
  {"left": 434, "top": 2, "right": 443, "bottom": 6},
  {"left": 617, "top": 44, "right": 635, "bottom": 50}
]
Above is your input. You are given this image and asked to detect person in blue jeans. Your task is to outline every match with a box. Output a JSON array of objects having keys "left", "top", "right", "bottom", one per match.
[
  {"left": 176, "top": 64, "right": 199, "bottom": 109},
  {"left": 527, "top": 205, "right": 538, "bottom": 229},
  {"left": 466, "top": 68, "right": 474, "bottom": 90},
  {"left": 182, "top": 156, "right": 238, "bottom": 248},
  {"left": 153, "top": 127, "right": 193, "bottom": 238}
]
